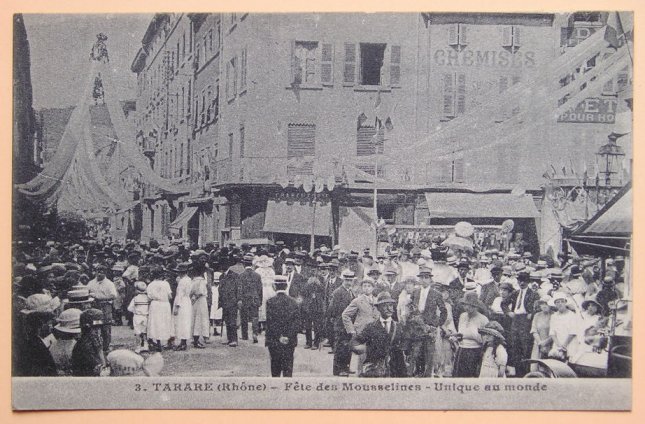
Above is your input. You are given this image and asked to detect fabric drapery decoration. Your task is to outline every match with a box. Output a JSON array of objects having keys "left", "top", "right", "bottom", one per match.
[{"left": 263, "top": 199, "right": 332, "bottom": 236}]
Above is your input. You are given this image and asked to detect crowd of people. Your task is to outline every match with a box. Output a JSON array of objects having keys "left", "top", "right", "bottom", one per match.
[{"left": 12, "top": 234, "right": 630, "bottom": 378}]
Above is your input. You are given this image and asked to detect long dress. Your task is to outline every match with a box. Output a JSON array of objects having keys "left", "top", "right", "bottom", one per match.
[
  {"left": 529, "top": 311, "right": 552, "bottom": 370},
  {"left": 479, "top": 344, "right": 508, "bottom": 377},
  {"left": 173, "top": 276, "right": 193, "bottom": 341},
  {"left": 256, "top": 266, "right": 276, "bottom": 322},
  {"left": 146, "top": 279, "right": 172, "bottom": 343},
  {"left": 191, "top": 276, "right": 210, "bottom": 338},
  {"left": 210, "top": 283, "right": 222, "bottom": 320}
]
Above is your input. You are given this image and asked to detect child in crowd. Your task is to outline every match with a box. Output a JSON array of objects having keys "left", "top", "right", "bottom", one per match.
[{"left": 127, "top": 281, "right": 150, "bottom": 353}]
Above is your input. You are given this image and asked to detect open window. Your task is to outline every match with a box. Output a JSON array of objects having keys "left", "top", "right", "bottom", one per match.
[{"left": 359, "top": 43, "right": 386, "bottom": 86}]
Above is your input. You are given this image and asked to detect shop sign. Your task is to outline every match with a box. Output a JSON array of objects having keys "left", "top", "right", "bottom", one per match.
[{"left": 557, "top": 97, "right": 617, "bottom": 124}]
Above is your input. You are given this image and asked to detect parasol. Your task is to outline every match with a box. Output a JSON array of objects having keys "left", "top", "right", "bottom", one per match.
[{"left": 441, "top": 234, "right": 474, "bottom": 252}]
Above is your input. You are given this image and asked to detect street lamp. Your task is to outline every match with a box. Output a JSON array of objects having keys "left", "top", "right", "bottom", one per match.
[{"left": 596, "top": 135, "right": 625, "bottom": 186}]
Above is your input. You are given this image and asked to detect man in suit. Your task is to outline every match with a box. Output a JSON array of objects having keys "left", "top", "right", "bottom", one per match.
[
  {"left": 265, "top": 276, "right": 299, "bottom": 377},
  {"left": 501, "top": 270, "right": 540, "bottom": 376},
  {"left": 352, "top": 291, "right": 406, "bottom": 378},
  {"left": 238, "top": 254, "right": 263, "bottom": 343},
  {"left": 285, "top": 258, "right": 307, "bottom": 301},
  {"left": 411, "top": 266, "right": 447, "bottom": 377},
  {"left": 328, "top": 270, "right": 356, "bottom": 376},
  {"left": 322, "top": 261, "right": 342, "bottom": 349},
  {"left": 219, "top": 259, "right": 243, "bottom": 347},
  {"left": 342, "top": 278, "right": 379, "bottom": 374},
  {"left": 478, "top": 266, "right": 501, "bottom": 315},
  {"left": 301, "top": 267, "right": 326, "bottom": 349}
]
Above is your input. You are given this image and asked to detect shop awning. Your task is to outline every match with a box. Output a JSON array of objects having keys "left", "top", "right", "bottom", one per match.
[
  {"left": 263, "top": 200, "right": 332, "bottom": 236},
  {"left": 424, "top": 192, "right": 539, "bottom": 219},
  {"left": 169, "top": 206, "right": 198, "bottom": 231},
  {"left": 567, "top": 183, "right": 631, "bottom": 255}
]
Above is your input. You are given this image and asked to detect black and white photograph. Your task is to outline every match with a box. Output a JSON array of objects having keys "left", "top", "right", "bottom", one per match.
[{"left": 11, "top": 11, "right": 633, "bottom": 410}]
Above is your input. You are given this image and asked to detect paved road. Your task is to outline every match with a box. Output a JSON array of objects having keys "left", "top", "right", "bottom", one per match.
[{"left": 110, "top": 324, "right": 337, "bottom": 377}]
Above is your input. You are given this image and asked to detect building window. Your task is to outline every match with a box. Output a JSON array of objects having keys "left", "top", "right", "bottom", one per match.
[
  {"left": 240, "top": 47, "right": 248, "bottom": 92},
  {"left": 502, "top": 26, "right": 522, "bottom": 52},
  {"left": 359, "top": 43, "right": 386, "bottom": 86},
  {"left": 226, "top": 56, "right": 237, "bottom": 100},
  {"left": 292, "top": 41, "right": 319, "bottom": 85},
  {"left": 356, "top": 122, "right": 384, "bottom": 156},
  {"left": 442, "top": 73, "right": 466, "bottom": 120},
  {"left": 239, "top": 125, "right": 245, "bottom": 158},
  {"left": 208, "top": 29, "right": 213, "bottom": 53},
  {"left": 287, "top": 123, "right": 315, "bottom": 176},
  {"left": 448, "top": 24, "right": 468, "bottom": 50},
  {"left": 228, "top": 133, "right": 234, "bottom": 158}
]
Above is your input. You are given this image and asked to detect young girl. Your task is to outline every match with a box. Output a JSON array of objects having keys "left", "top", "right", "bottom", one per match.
[
  {"left": 478, "top": 321, "right": 508, "bottom": 378},
  {"left": 127, "top": 281, "right": 150, "bottom": 353}
]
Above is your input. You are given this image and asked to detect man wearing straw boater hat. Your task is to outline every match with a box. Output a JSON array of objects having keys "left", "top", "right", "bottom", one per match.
[{"left": 328, "top": 269, "right": 357, "bottom": 376}]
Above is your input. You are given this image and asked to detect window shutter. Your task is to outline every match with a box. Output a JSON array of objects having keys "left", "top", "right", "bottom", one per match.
[
  {"left": 513, "top": 26, "right": 521, "bottom": 47},
  {"left": 390, "top": 44, "right": 401, "bottom": 87},
  {"left": 511, "top": 76, "right": 521, "bottom": 116},
  {"left": 458, "top": 24, "right": 468, "bottom": 46},
  {"left": 453, "top": 157, "right": 465, "bottom": 183},
  {"left": 239, "top": 126, "right": 245, "bottom": 158},
  {"left": 442, "top": 73, "right": 455, "bottom": 118},
  {"left": 321, "top": 42, "right": 334, "bottom": 85},
  {"left": 357, "top": 126, "right": 377, "bottom": 156},
  {"left": 499, "top": 76, "right": 508, "bottom": 93},
  {"left": 287, "top": 123, "right": 316, "bottom": 158},
  {"left": 448, "top": 24, "right": 459, "bottom": 46},
  {"left": 233, "top": 56, "right": 238, "bottom": 96},
  {"left": 456, "top": 73, "right": 466, "bottom": 115},
  {"left": 502, "top": 27, "right": 513, "bottom": 47},
  {"left": 290, "top": 41, "right": 300, "bottom": 84},
  {"left": 240, "top": 48, "right": 247, "bottom": 91},
  {"left": 343, "top": 42, "right": 357, "bottom": 85},
  {"left": 225, "top": 61, "right": 230, "bottom": 99}
]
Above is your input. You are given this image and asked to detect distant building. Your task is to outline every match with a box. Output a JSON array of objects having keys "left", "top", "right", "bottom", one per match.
[{"left": 129, "top": 12, "right": 631, "bottom": 254}]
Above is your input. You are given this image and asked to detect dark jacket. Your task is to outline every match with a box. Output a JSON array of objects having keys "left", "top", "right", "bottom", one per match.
[
  {"left": 71, "top": 332, "right": 103, "bottom": 377},
  {"left": 15, "top": 335, "right": 57, "bottom": 377},
  {"left": 238, "top": 267, "right": 263, "bottom": 307},
  {"left": 218, "top": 269, "right": 242, "bottom": 310},
  {"left": 324, "top": 276, "right": 342, "bottom": 308},
  {"left": 273, "top": 256, "right": 285, "bottom": 276},
  {"left": 501, "top": 287, "right": 540, "bottom": 316},
  {"left": 287, "top": 271, "right": 307, "bottom": 299},
  {"left": 265, "top": 292, "right": 300, "bottom": 348},
  {"left": 353, "top": 319, "right": 406, "bottom": 377},
  {"left": 327, "top": 285, "right": 355, "bottom": 333},
  {"left": 412, "top": 286, "right": 447, "bottom": 328},
  {"left": 301, "top": 277, "right": 325, "bottom": 316},
  {"left": 479, "top": 282, "right": 500, "bottom": 312}
]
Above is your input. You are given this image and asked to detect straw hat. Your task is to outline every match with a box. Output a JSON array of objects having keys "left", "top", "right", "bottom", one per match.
[
  {"left": 20, "top": 293, "right": 61, "bottom": 315},
  {"left": 478, "top": 321, "right": 506, "bottom": 342}
]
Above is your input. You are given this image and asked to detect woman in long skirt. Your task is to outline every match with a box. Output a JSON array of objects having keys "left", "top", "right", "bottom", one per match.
[
  {"left": 146, "top": 267, "right": 173, "bottom": 353},
  {"left": 210, "top": 272, "right": 222, "bottom": 335},
  {"left": 530, "top": 297, "right": 552, "bottom": 371},
  {"left": 451, "top": 292, "right": 489, "bottom": 377},
  {"left": 190, "top": 267, "right": 210, "bottom": 348},
  {"left": 172, "top": 263, "right": 193, "bottom": 351},
  {"left": 254, "top": 255, "right": 276, "bottom": 331}
]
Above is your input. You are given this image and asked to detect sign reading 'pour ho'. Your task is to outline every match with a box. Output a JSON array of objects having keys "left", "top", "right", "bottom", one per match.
[{"left": 557, "top": 97, "right": 618, "bottom": 123}]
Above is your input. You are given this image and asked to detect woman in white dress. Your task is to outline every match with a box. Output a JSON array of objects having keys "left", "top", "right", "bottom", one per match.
[
  {"left": 190, "top": 266, "right": 210, "bottom": 348},
  {"left": 210, "top": 271, "right": 222, "bottom": 335},
  {"left": 254, "top": 255, "right": 276, "bottom": 332},
  {"left": 146, "top": 267, "right": 173, "bottom": 352},
  {"left": 172, "top": 263, "right": 193, "bottom": 351}
]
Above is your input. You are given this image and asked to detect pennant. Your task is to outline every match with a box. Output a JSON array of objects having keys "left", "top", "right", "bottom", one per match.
[
  {"left": 542, "top": 170, "right": 551, "bottom": 180},
  {"left": 357, "top": 113, "right": 368, "bottom": 130},
  {"left": 374, "top": 87, "right": 382, "bottom": 110},
  {"left": 562, "top": 166, "right": 567, "bottom": 176},
  {"left": 550, "top": 164, "right": 558, "bottom": 177},
  {"left": 384, "top": 117, "right": 394, "bottom": 131},
  {"left": 605, "top": 12, "right": 625, "bottom": 49}
]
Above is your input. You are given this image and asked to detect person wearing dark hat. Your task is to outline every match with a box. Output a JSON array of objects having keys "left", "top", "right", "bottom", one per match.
[
  {"left": 265, "top": 276, "right": 299, "bottom": 377},
  {"left": 478, "top": 321, "right": 508, "bottom": 378},
  {"left": 451, "top": 292, "right": 489, "bottom": 377},
  {"left": 219, "top": 258, "right": 243, "bottom": 347},
  {"left": 14, "top": 294, "right": 60, "bottom": 376},
  {"left": 411, "top": 266, "right": 447, "bottom": 377},
  {"left": 238, "top": 254, "right": 263, "bottom": 343},
  {"left": 329, "top": 270, "right": 357, "bottom": 376},
  {"left": 284, "top": 258, "right": 307, "bottom": 302},
  {"left": 322, "top": 261, "right": 341, "bottom": 349},
  {"left": 87, "top": 265, "right": 117, "bottom": 355},
  {"left": 501, "top": 269, "right": 540, "bottom": 377},
  {"left": 71, "top": 308, "right": 107, "bottom": 376},
  {"left": 301, "top": 269, "right": 326, "bottom": 350},
  {"left": 351, "top": 292, "right": 406, "bottom": 378},
  {"left": 596, "top": 276, "right": 619, "bottom": 317}
]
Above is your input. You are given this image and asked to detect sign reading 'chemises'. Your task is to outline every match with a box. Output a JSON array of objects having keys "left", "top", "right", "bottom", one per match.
[{"left": 557, "top": 97, "right": 618, "bottom": 124}]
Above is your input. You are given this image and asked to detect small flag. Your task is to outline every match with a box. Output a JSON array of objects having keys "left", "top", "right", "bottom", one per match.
[
  {"left": 605, "top": 12, "right": 625, "bottom": 49},
  {"left": 562, "top": 166, "right": 567, "bottom": 176},
  {"left": 542, "top": 170, "right": 551, "bottom": 180},
  {"left": 550, "top": 164, "right": 558, "bottom": 177},
  {"left": 374, "top": 87, "right": 382, "bottom": 110},
  {"left": 384, "top": 117, "right": 394, "bottom": 131},
  {"left": 357, "top": 113, "right": 368, "bottom": 130}
]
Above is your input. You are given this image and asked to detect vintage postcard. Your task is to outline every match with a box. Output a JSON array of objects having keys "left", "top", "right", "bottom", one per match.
[{"left": 10, "top": 10, "right": 633, "bottom": 410}]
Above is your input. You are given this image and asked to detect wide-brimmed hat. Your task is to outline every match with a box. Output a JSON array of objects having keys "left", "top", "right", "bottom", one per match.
[
  {"left": 549, "top": 269, "right": 564, "bottom": 280},
  {"left": 463, "top": 280, "right": 478, "bottom": 292},
  {"left": 502, "top": 266, "right": 513, "bottom": 276},
  {"left": 417, "top": 266, "right": 433, "bottom": 277},
  {"left": 549, "top": 291, "right": 568, "bottom": 305},
  {"left": 366, "top": 266, "right": 381, "bottom": 275},
  {"left": 341, "top": 269, "right": 356, "bottom": 279},
  {"left": 21, "top": 293, "right": 61, "bottom": 315},
  {"left": 581, "top": 298, "right": 604, "bottom": 314},
  {"left": 374, "top": 291, "right": 397, "bottom": 306},
  {"left": 54, "top": 308, "right": 82, "bottom": 334},
  {"left": 475, "top": 268, "right": 493, "bottom": 285},
  {"left": 63, "top": 288, "right": 94, "bottom": 305},
  {"left": 478, "top": 321, "right": 506, "bottom": 342},
  {"left": 459, "top": 292, "right": 486, "bottom": 312}
]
